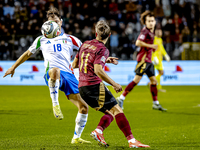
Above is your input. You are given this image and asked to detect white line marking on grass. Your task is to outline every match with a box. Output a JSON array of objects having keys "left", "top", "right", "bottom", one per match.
[{"left": 193, "top": 104, "right": 200, "bottom": 107}]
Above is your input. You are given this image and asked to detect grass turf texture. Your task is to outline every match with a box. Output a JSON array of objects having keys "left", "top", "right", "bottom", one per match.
[{"left": 0, "top": 86, "right": 200, "bottom": 150}]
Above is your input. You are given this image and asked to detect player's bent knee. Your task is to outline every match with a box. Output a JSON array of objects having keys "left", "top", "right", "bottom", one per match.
[
  {"left": 79, "top": 104, "right": 88, "bottom": 114},
  {"left": 149, "top": 76, "right": 157, "bottom": 85},
  {"left": 49, "top": 67, "right": 60, "bottom": 79},
  {"left": 133, "top": 78, "right": 140, "bottom": 84},
  {"left": 133, "top": 75, "right": 142, "bottom": 84},
  {"left": 151, "top": 80, "right": 157, "bottom": 85},
  {"left": 110, "top": 104, "right": 123, "bottom": 116}
]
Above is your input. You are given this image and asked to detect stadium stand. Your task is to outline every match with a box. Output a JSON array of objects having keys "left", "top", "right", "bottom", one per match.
[{"left": 0, "top": 0, "right": 199, "bottom": 60}]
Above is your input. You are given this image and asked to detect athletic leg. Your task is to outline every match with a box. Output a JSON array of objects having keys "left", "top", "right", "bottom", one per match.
[
  {"left": 68, "top": 93, "right": 91, "bottom": 144},
  {"left": 96, "top": 111, "right": 114, "bottom": 133},
  {"left": 111, "top": 105, "right": 150, "bottom": 148},
  {"left": 149, "top": 76, "right": 158, "bottom": 104},
  {"left": 149, "top": 76, "right": 167, "bottom": 111},
  {"left": 157, "top": 70, "right": 166, "bottom": 92},
  {"left": 92, "top": 104, "right": 150, "bottom": 148},
  {"left": 48, "top": 67, "right": 63, "bottom": 120},
  {"left": 91, "top": 111, "right": 114, "bottom": 147}
]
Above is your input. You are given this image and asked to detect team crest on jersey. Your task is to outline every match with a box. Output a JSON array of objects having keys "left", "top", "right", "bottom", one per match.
[
  {"left": 101, "top": 56, "right": 106, "bottom": 63},
  {"left": 63, "top": 40, "right": 67, "bottom": 44}
]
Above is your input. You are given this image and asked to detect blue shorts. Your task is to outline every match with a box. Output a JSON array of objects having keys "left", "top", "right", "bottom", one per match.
[{"left": 44, "top": 70, "right": 79, "bottom": 96}]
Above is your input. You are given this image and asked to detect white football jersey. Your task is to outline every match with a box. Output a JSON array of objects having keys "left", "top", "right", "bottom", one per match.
[{"left": 28, "top": 33, "right": 82, "bottom": 74}]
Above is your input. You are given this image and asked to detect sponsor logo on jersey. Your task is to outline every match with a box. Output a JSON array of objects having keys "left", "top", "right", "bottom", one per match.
[{"left": 46, "top": 40, "right": 51, "bottom": 44}]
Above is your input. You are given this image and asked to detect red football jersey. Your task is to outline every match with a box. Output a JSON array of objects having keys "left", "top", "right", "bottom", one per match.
[
  {"left": 76, "top": 39, "right": 109, "bottom": 88},
  {"left": 136, "top": 27, "right": 155, "bottom": 63}
]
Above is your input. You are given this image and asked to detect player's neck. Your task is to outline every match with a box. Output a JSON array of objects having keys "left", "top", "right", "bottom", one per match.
[
  {"left": 146, "top": 27, "right": 154, "bottom": 33},
  {"left": 96, "top": 37, "right": 107, "bottom": 45}
]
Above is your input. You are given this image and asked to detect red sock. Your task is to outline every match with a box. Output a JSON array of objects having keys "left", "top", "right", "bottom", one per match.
[
  {"left": 150, "top": 84, "right": 158, "bottom": 101},
  {"left": 115, "top": 113, "right": 134, "bottom": 140},
  {"left": 96, "top": 113, "right": 114, "bottom": 132},
  {"left": 122, "top": 81, "right": 137, "bottom": 97}
]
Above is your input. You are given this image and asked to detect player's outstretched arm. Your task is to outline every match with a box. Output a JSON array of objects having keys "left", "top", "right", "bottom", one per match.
[
  {"left": 72, "top": 57, "right": 79, "bottom": 69},
  {"left": 106, "top": 57, "right": 118, "bottom": 65},
  {"left": 136, "top": 40, "right": 158, "bottom": 50},
  {"left": 94, "top": 64, "right": 122, "bottom": 93},
  {"left": 3, "top": 50, "right": 32, "bottom": 78}
]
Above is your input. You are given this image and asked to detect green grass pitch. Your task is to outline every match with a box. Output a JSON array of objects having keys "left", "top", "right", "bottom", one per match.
[{"left": 0, "top": 86, "right": 200, "bottom": 150}]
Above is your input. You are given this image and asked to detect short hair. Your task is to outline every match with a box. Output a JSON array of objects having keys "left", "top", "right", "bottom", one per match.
[
  {"left": 95, "top": 20, "right": 111, "bottom": 40},
  {"left": 46, "top": 7, "right": 61, "bottom": 19},
  {"left": 140, "top": 10, "right": 155, "bottom": 25}
]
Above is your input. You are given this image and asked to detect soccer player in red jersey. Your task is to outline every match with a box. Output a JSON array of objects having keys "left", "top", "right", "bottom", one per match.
[
  {"left": 117, "top": 11, "right": 167, "bottom": 111},
  {"left": 72, "top": 20, "right": 150, "bottom": 148}
]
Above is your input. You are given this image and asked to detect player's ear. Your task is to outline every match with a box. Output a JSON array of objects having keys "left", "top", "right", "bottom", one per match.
[
  {"left": 95, "top": 33, "right": 97, "bottom": 37},
  {"left": 61, "top": 18, "right": 63, "bottom": 24}
]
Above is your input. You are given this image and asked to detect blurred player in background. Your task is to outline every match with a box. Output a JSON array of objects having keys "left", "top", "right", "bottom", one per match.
[
  {"left": 72, "top": 20, "right": 150, "bottom": 148},
  {"left": 151, "top": 29, "right": 170, "bottom": 92},
  {"left": 117, "top": 11, "right": 167, "bottom": 111},
  {"left": 3, "top": 7, "right": 91, "bottom": 144}
]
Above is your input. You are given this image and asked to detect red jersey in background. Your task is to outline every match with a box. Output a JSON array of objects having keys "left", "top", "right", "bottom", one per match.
[
  {"left": 76, "top": 39, "right": 109, "bottom": 88},
  {"left": 136, "top": 27, "right": 155, "bottom": 63}
]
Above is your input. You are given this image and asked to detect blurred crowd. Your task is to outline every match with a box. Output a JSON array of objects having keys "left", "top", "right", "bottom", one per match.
[{"left": 0, "top": 0, "right": 200, "bottom": 60}]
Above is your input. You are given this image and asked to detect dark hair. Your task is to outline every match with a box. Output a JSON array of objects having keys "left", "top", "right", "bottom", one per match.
[
  {"left": 140, "top": 10, "right": 154, "bottom": 25},
  {"left": 95, "top": 20, "right": 111, "bottom": 40},
  {"left": 46, "top": 7, "right": 61, "bottom": 19}
]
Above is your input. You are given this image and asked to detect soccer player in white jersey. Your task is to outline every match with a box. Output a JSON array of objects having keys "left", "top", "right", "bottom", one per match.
[{"left": 3, "top": 7, "right": 91, "bottom": 144}]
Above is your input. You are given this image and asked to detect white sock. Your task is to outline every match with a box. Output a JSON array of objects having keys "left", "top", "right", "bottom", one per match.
[
  {"left": 73, "top": 112, "right": 88, "bottom": 139},
  {"left": 153, "top": 100, "right": 159, "bottom": 105},
  {"left": 95, "top": 128, "right": 103, "bottom": 134},
  {"left": 48, "top": 78, "right": 59, "bottom": 106},
  {"left": 120, "top": 94, "right": 125, "bottom": 101},
  {"left": 128, "top": 138, "right": 136, "bottom": 143}
]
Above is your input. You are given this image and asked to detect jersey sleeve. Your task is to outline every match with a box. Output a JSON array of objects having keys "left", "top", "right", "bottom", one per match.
[
  {"left": 28, "top": 36, "right": 43, "bottom": 54},
  {"left": 137, "top": 30, "right": 147, "bottom": 42},
  {"left": 94, "top": 48, "right": 108, "bottom": 67},
  {"left": 69, "top": 35, "right": 82, "bottom": 50}
]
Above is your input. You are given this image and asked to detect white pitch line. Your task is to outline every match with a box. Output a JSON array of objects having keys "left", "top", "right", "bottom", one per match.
[{"left": 193, "top": 104, "right": 200, "bottom": 107}]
